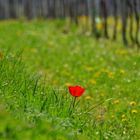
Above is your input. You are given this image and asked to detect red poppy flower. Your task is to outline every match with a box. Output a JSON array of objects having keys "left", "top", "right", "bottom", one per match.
[{"left": 68, "top": 86, "right": 85, "bottom": 97}]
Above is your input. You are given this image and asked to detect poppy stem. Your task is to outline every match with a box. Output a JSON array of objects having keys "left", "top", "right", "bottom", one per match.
[
  {"left": 72, "top": 96, "right": 77, "bottom": 108},
  {"left": 69, "top": 97, "right": 77, "bottom": 116}
]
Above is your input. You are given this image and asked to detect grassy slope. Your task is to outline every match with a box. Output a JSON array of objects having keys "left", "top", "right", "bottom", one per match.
[{"left": 0, "top": 20, "right": 140, "bottom": 140}]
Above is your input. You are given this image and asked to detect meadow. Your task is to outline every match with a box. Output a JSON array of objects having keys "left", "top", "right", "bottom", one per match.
[{"left": 0, "top": 19, "right": 140, "bottom": 140}]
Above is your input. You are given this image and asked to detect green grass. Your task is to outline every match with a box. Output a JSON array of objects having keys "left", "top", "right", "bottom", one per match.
[{"left": 0, "top": 19, "right": 140, "bottom": 140}]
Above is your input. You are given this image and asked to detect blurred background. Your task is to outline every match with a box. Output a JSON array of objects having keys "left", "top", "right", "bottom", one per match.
[
  {"left": 0, "top": 0, "right": 139, "bottom": 19},
  {"left": 0, "top": 0, "right": 139, "bottom": 46}
]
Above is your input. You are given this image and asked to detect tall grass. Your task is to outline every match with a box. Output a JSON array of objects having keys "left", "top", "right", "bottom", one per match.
[{"left": 0, "top": 51, "right": 92, "bottom": 139}]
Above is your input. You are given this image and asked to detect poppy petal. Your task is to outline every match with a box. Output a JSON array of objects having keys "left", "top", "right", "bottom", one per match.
[{"left": 68, "top": 86, "right": 85, "bottom": 97}]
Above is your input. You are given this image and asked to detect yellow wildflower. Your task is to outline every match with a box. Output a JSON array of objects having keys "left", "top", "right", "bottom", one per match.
[
  {"left": 121, "top": 114, "right": 127, "bottom": 122},
  {"left": 78, "top": 16, "right": 89, "bottom": 28},
  {"left": 111, "top": 115, "right": 115, "bottom": 119},
  {"left": 131, "top": 109, "right": 138, "bottom": 114},
  {"left": 120, "top": 69, "right": 125, "bottom": 74},
  {"left": 89, "top": 79, "right": 96, "bottom": 85},
  {"left": 85, "top": 96, "right": 92, "bottom": 100},
  {"left": 121, "top": 114, "right": 126, "bottom": 118},
  {"left": 122, "top": 118, "right": 127, "bottom": 122},
  {"left": 96, "top": 115, "right": 102, "bottom": 121},
  {"left": 129, "top": 101, "right": 136, "bottom": 106},
  {"left": 95, "top": 17, "right": 103, "bottom": 31},
  {"left": 65, "top": 83, "right": 72, "bottom": 87},
  {"left": 108, "top": 72, "right": 114, "bottom": 79},
  {"left": 113, "top": 100, "right": 120, "bottom": 104},
  {"left": 84, "top": 66, "right": 94, "bottom": 72},
  {"left": 96, "top": 22, "right": 103, "bottom": 31},
  {"left": 78, "top": 16, "right": 89, "bottom": 21}
]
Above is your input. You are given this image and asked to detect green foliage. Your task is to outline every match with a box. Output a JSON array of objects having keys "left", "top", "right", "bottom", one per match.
[{"left": 0, "top": 20, "right": 140, "bottom": 139}]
